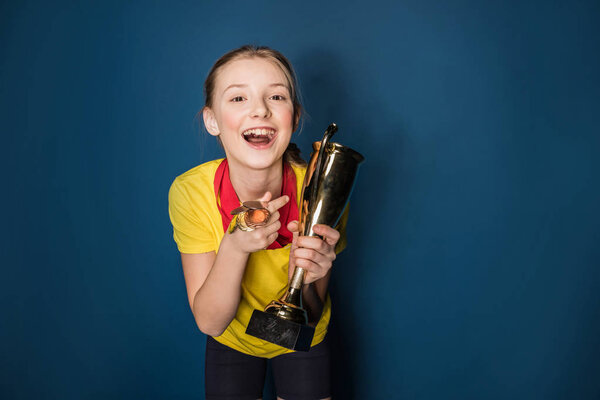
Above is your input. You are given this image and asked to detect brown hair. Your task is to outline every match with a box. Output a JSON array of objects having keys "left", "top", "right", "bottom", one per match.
[{"left": 202, "top": 45, "right": 306, "bottom": 166}]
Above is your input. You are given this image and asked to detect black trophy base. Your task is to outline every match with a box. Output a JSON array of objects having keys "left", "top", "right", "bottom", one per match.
[{"left": 246, "top": 309, "right": 315, "bottom": 351}]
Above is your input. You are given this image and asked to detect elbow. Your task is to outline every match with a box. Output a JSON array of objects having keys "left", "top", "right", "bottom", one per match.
[
  {"left": 193, "top": 313, "right": 229, "bottom": 337},
  {"left": 190, "top": 296, "right": 234, "bottom": 337},
  {"left": 198, "top": 323, "right": 226, "bottom": 337}
]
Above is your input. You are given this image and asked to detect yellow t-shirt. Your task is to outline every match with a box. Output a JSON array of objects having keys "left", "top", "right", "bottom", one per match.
[{"left": 168, "top": 159, "right": 347, "bottom": 358}]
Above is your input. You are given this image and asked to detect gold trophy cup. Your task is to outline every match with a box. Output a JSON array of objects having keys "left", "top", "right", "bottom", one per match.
[{"left": 246, "top": 123, "right": 364, "bottom": 351}]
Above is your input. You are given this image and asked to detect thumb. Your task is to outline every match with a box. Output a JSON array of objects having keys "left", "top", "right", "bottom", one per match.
[
  {"left": 287, "top": 222, "right": 299, "bottom": 282},
  {"left": 287, "top": 221, "right": 300, "bottom": 247},
  {"left": 287, "top": 220, "right": 299, "bottom": 233},
  {"left": 259, "top": 191, "right": 272, "bottom": 203}
]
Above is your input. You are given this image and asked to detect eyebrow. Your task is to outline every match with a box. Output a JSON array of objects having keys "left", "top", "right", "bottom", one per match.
[{"left": 223, "top": 83, "right": 288, "bottom": 93}]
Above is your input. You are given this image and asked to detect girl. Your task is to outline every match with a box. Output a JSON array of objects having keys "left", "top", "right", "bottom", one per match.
[{"left": 168, "top": 45, "right": 346, "bottom": 400}]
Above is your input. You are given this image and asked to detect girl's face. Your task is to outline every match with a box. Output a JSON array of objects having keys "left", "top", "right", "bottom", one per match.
[{"left": 203, "top": 57, "right": 295, "bottom": 171}]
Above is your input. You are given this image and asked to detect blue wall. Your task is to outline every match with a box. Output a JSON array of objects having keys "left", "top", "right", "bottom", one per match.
[{"left": 2, "top": 0, "right": 599, "bottom": 398}]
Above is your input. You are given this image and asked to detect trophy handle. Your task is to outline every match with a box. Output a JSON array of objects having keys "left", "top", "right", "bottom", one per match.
[{"left": 308, "top": 123, "right": 338, "bottom": 210}]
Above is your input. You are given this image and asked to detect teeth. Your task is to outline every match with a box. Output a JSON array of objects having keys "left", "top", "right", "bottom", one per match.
[{"left": 242, "top": 128, "right": 275, "bottom": 137}]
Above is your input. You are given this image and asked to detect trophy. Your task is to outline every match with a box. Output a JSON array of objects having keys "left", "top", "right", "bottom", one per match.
[{"left": 246, "top": 123, "right": 364, "bottom": 351}]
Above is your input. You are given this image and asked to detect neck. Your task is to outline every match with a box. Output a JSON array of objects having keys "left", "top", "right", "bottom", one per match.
[{"left": 227, "top": 160, "right": 284, "bottom": 202}]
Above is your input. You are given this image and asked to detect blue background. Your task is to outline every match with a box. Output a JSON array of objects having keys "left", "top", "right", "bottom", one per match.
[{"left": 2, "top": 0, "right": 599, "bottom": 399}]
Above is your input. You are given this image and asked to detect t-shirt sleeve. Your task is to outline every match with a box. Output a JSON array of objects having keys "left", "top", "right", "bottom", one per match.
[
  {"left": 334, "top": 204, "right": 350, "bottom": 254},
  {"left": 168, "top": 179, "right": 216, "bottom": 254}
]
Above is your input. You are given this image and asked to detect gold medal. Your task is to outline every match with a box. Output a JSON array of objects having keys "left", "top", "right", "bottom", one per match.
[{"left": 229, "top": 201, "right": 271, "bottom": 233}]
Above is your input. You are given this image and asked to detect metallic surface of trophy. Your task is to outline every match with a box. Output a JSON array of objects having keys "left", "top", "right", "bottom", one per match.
[{"left": 246, "top": 123, "right": 364, "bottom": 351}]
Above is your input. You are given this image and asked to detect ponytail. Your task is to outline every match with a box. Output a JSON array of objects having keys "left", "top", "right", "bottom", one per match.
[{"left": 283, "top": 142, "right": 307, "bottom": 167}]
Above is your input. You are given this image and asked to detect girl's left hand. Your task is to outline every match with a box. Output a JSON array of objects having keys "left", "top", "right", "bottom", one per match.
[{"left": 287, "top": 221, "right": 340, "bottom": 285}]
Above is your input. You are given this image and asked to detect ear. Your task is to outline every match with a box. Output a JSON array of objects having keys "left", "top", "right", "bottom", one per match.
[
  {"left": 293, "top": 105, "right": 302, "bottom": 132},
  {"left": 203, "top": 107, "right": 220, "bottom": 136}
]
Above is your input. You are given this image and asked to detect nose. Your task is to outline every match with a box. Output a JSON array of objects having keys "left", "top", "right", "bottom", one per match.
[{"left": 250, "top": 98, "right": 271, "bottom": 118}]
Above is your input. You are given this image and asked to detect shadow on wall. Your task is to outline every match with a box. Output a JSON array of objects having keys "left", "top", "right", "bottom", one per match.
[{"left": 265, "top": 46, "right": 409, "bottom": 399}]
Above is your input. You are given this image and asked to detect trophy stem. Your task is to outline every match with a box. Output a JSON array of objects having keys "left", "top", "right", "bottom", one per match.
[
  {"left": 289, "top": 267, "right": 306, "bottom": 290},
  {"left": 264, "top": 267, "right": 308, "bottom": 325}
]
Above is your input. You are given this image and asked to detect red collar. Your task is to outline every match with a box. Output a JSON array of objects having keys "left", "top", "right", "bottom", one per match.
[{"left": 214, "top": 159, "right": 298, "bottom": 249}]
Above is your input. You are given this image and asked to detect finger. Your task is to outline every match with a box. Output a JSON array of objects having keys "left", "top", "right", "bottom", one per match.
[
  {"left": 312, "top": 224, "right": 340, "bottom": 246},
  {"left": 265, "top": 231, "right": 279, "bottom": 247},
  {"left": 296, "top": 236, "right": 332, "bottom": 254},
  {"left": 267, "top": 195, "right": 289, "bottom": 213},
  {"left": 252, "top": 223, "right": 280, "bottom": 250},
  {"left": 261, "top": 219, "right": 281, "bottom": 237},
  {"left": 303, "top": 268, "right": 332, "bottom": 285},
  {"left": 294, "top": 247, "right": 332, "bottom": 264},
  {"left": 294, "top": 257, "right": 328, "bottom": 277},
  {"left": 266, "top": 210, "right": 280, "bottom": 225}
]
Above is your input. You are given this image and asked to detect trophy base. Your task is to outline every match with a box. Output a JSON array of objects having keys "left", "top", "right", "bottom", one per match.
[
  {"left": 265, "top": 298, "right": 307, "bottom": 325},
  {"left": 245, "top": 309, "right": 315, "bottom": 351}
]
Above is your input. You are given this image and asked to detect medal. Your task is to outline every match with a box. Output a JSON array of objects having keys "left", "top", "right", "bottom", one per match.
[{"left": 229, "top": 201, "right": 271, "bottom": 233}]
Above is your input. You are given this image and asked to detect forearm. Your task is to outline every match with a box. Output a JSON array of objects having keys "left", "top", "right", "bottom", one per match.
[
  {"left": 302, "top": 271, "right": 331, "bottom": 326},
  {"left": 192, "top": 234, "right": 249, "bottom": 336}
]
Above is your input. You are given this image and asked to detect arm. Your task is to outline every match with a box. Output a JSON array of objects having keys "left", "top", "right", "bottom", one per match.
[
  {"left": 182, "top": 194, "right": 289, "bottom": 336},
  {"left": 181, "top": 235, "right": 249, "bottom": 337},
  {"left": 301, "top": 273, "right": 331, "bottom": 325},
  {"left": 287, "top": 222, "right": 340, "bottom": 325}
]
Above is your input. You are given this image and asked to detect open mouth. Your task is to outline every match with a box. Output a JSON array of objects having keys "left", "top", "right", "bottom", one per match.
[{"left": 242, "top": 128, "right": 276, "bottom": 146}]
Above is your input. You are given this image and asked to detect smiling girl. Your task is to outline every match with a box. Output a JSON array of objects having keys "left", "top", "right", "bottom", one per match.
[{"left": 168, "top": 45, "right": 346, "bottom": 400}]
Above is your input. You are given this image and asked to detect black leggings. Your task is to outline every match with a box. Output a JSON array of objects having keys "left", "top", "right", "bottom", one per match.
[{"left": 205, "top": 336, "right": 331, "bottom": 400}]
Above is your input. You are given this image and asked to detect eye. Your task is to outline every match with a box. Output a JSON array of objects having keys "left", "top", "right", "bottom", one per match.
[
  {"left": 230, "top": 96, "right": 245, "bottom": 102},
  {"left": 270, "top": 94, "right": 286, "bottom": 101}
]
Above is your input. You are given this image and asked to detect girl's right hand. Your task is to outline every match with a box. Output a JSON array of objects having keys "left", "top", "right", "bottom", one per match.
[{"left": 227, "top": 192, "right": 289, "bottom": 254}]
